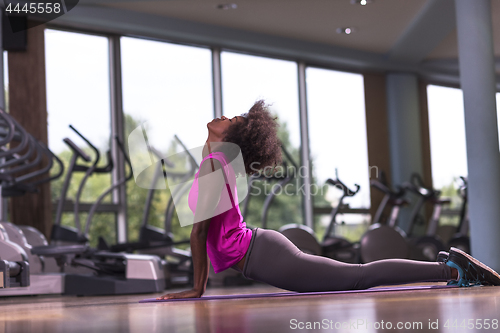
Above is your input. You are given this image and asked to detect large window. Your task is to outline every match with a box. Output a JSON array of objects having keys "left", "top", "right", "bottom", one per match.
[
  {"left": 3, "top": 52, "right": 9, "bottom": 222},
  {"left": 497, "top": 93, "right": 500, "bottom": 146},
  {"left": 306, "top": 67, "right": 370, "bottom": 241},
  {"left": 45, "top": 29, "right": 113, "bottom": 246},
  {"left": 3, "top": 51, "right": 8, "bottom": 112},
  {"left": 121, "top": 37, "right": 213, "bottom": 242},
  {"left": 427, "top": 85, "right": 468, "bottom": 200},
  {"left": 427, "top": 85, "right": 500, "bottom": 227},
  {"left": 428, "top": 86, "right": 500, "bottom": 191},
  {"left": 221, "top": 51, "right": 302, "bottom": 230}
]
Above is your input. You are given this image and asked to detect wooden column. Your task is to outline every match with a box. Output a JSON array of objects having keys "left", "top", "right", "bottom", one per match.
[
  {"left": 363, "top": 73, "right": 392, "bottom": 220},
  {"left": 7, "top": 24, "right": 52, "bottom": 239}
]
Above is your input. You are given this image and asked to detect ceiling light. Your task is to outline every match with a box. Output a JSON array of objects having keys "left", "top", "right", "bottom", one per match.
[
  {"left": 217, "top": 3, "right": 237, "bottom": 10},
  {"left": 350, "top": 0, "right": 372, "bottom": 5},
  {"left": 336, "top": 27, "right": 356, "bottom": 35}
]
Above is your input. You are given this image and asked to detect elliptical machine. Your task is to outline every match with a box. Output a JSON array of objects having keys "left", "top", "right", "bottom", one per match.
[
  {"left": 99, "top": 135, "right": 196, "bottom": 288},
  {"left": 51, "top": 125, "right": 112, "bottom": 246}
]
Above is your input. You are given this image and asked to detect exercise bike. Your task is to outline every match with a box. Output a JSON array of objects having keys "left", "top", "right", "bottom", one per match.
[
  {"left": 359, "top": 177, "right": 409, "bottom": 263},
  {"left": 279, "top": 172, "right": 361, "bottom": 263},
  {"left": 402, "top": 174, "right": 449, "bottom": 261}
]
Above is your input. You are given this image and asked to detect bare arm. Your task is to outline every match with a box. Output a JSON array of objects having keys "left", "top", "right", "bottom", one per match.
[
  {"left": 156, "top": 219, "right": 211, "bottom": 299},
  {"left": 157, "top": 158, "right": 224, "bottom": 299}
]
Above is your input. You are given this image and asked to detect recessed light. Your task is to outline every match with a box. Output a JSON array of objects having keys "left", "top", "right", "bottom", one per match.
[
  {"left": 351, "top": 0, "right": 372, "bottom": 5},
  {"left": 217, "top": 3, "right": 237, "bottom": 10},
  {"left": 336, "top": 27, "right": 356, "bottom": 35}
]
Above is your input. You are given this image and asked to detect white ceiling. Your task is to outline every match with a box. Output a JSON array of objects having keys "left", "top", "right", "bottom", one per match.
[
  {"left": 102, "top": 0, "right": 429, "bottom": 55},
  {"left": 84, "top": 0, "right": 500, "bottom": 61},
  {"left": 51, "top": 0, "right": 500, "bottom": 85}
]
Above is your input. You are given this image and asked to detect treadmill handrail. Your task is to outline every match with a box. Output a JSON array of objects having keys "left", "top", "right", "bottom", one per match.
[
  {"left": 0, "top": 134, "right": 36, "bottom": 169},
  {"left": 69, "top": 124, "right": 100, "bottom": 168},
  {"left": 67, "top": 125, "right": 103, "bottom": 235},
  {"left": 0, "top": 109, "right": 15, "bottom": 146},
  {"left": 63, "top": 138, "right": 91, "bottom": 162},
  {"left": 281, "top": 145, "right": 299, "bottom": 170},
  {"left": 93, "top": 150, "right": 114, "bottom": 173},
  {"left": 164, "top": 135, "right": 200, "bottom": 233},
  {"left": 370, "top": 179, "right": 405, "bottom": 198},
  {"left": 0, "top": 116, "right": 29, "bottom": 158},
  {"left": 1, "top": 136, "right": 42, "bottom": 175},
  {"left": 14, "top": 141, "right": 53, "bottom": 183},
  {"left": 325, "top": 178, "right": 360, "bottom": 197},
  {"left": 174, "top": 134, "right": 200, "bottom": 169},
  {"left": 29, "top": 144, "right": 65, "bottom": 186},
  {"left": 323, "top": 178, "right": 361, "bottom": 242}
]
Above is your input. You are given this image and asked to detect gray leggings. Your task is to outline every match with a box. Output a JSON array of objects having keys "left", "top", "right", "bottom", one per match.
[{"left": 241, "top": 228, "right": 452, "bottom": 292}]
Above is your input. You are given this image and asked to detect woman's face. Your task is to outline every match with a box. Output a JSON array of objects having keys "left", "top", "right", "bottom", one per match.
[{"left": 207, "top": 115, "right": 242, "bottom": 141}]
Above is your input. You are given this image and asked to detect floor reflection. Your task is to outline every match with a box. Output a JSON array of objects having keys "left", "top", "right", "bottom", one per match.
[{"left": 0, "top": 285, "right": 499, "bottom": 333}]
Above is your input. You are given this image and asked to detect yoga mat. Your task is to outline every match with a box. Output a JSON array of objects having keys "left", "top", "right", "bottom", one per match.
[{"left": 139, "top": 284, "right": 458, "bottom": 303}]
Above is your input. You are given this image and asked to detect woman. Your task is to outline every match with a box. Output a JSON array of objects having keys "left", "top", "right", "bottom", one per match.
[{"left": 158, "top": 100, "right": 500, "bottom": 300}]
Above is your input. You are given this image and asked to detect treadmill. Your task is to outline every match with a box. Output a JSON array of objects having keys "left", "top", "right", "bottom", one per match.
[
  {"left": 0, "top": 120, "right": 165, "bottom": 296},
  {"left": 31, "top": 130, "right": 166, "bottom": 295},
  {"left": 0, "top": 110, "right": 64, "bottom": 296}
]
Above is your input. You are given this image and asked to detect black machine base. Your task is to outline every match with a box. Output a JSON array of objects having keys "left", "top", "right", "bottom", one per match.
[{"left": 64, "top": 274, "right": 165, "bottom": 296}]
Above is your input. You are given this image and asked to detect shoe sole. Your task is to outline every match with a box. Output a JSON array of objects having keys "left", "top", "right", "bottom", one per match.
[{"left": 449, "top": 247, "right": 500, "bottom": 286}]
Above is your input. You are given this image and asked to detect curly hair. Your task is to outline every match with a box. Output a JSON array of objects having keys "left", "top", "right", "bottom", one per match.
[{"left": 223, "top": 100, "right": 282, "bottom": 175}]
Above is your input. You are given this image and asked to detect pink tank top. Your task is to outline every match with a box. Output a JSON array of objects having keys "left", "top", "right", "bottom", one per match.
[{"left": 188, "top": 152, "right": 252, "bottom": 273}]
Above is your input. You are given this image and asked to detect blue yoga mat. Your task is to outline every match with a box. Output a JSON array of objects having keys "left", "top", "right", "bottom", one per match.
[{"left": 139, "top": 284, "right": 458, "bottom": 303}]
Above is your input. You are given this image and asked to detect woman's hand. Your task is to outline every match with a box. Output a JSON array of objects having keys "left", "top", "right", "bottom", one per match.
[{"left": 156, "top": 288, "right": 203, "bottom": 300}]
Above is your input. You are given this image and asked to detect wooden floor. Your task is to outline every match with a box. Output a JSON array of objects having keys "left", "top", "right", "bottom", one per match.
[{"left": 1, "top": 283, "right": 500, "bottom": 332}]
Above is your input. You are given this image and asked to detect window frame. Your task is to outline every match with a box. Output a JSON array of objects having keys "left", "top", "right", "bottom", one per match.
[{"left": 42, "top": 23, "right": 392, "bottom": 238}]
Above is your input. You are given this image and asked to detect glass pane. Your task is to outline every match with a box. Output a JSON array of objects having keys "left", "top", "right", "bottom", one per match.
[
  {"left": 427, "top": 85, "right": 467, "bottom": 212},
  {"left": 121, "top": 37, "right": 213, "bottom": 242},
  {"left": 497, "top": 93, "right": 500, "bottom": 147},
  {"left": 3, "top": 51, "right": 8, "bottom": 222},
  {"left": 428, "top": 87, "right": 500, "bottom": 230},
  {"left": 306, "top": 67, "right": 370, "bottom": 238},
  {"left": 316, "top": 213, "right": 370, "bottom": 243},
  {"left": 221, "top": 51, "right": 302, "bottom": 230},
  {"left": 45, "top": 29, "right": 112, "bottom": 241},
  {"left": 3, "top": 51, "right": 8, "bottom": 112},
  {"left": 61, "top": 212, "right": 115, "bottom": 248}
]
